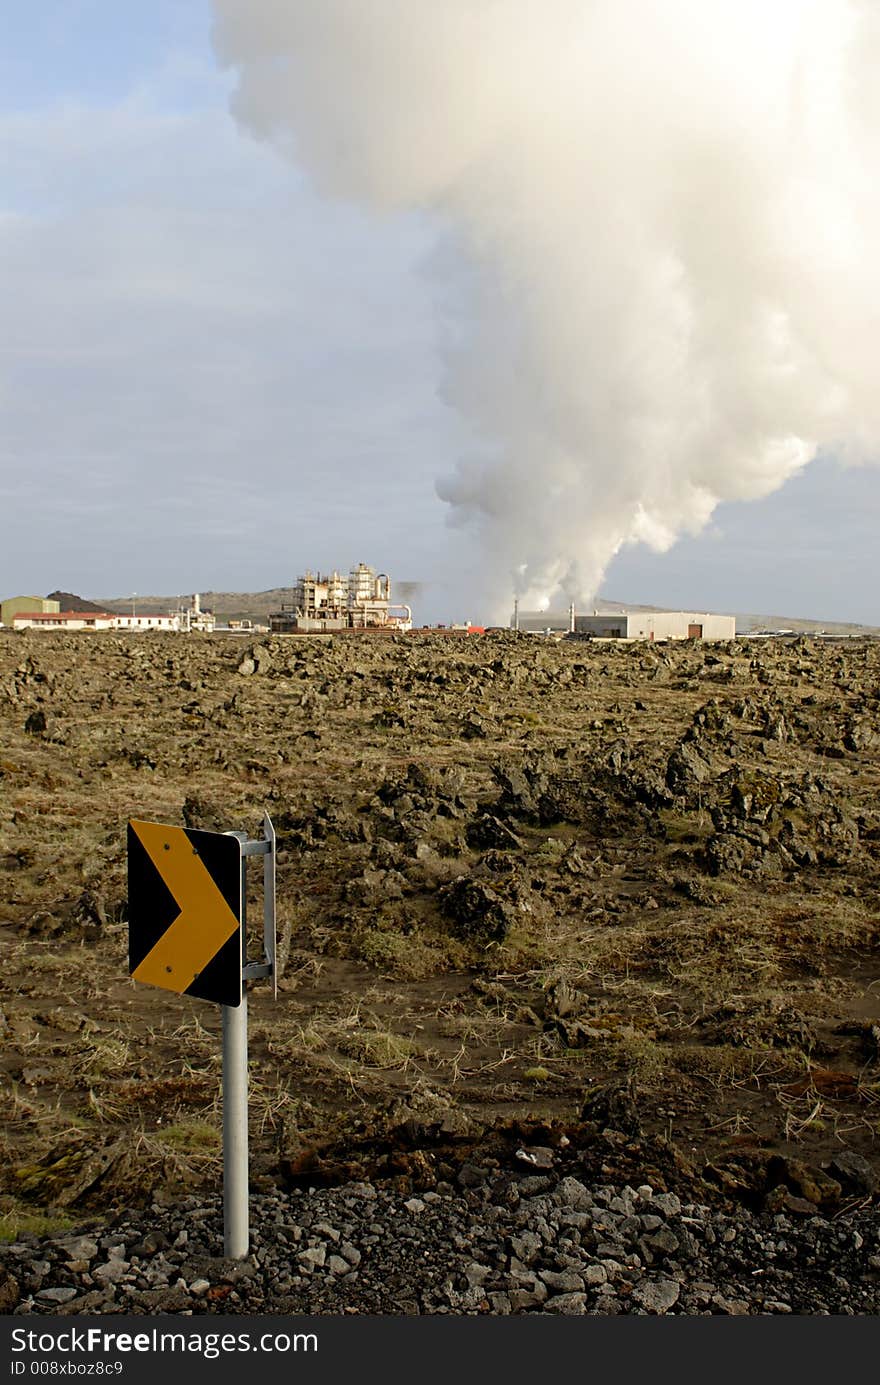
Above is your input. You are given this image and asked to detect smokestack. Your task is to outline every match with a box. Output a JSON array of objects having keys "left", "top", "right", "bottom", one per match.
[
  {"left": 569, "top": 602, "right": 575, "bottom": 634},
  {"left": 213, "top": 1, "right": 880, "bottom": 617},
  {"left": 513, "top": 596, "right": 519, "bottom": 632}
]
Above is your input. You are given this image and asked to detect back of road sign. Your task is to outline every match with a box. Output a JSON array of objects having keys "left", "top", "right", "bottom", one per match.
[{"left": 127, "top": 820, "right": 243, "bottom": 1007}]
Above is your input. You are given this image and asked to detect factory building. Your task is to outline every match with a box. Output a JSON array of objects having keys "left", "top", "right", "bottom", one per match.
[
  {"left": 270, "top": 563, "right": 412, "bottom": 634},
  {"left": 513, "top": 604, "right": 736, "bottom": 641},
  {"left": 1, "top": 596, "right": 60, "bottom": 626},
  {"left": 170, "top": 593, "right": 216, "bottom": 633}
]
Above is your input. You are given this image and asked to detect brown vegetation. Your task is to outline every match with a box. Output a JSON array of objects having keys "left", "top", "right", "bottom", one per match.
[{"left": 2, "top": 627, "right": 879, "bottom": 1237}]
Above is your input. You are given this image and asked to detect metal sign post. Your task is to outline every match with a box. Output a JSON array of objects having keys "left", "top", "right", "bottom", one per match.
[
  {"left": 127, "top": 812, "right": 277, "bottom": 1261},
  {"left": 222, "top": 994, "right": 249, "bottom": 1259},
  {"left": 221, "top": 815, "right": 276, "bottom": 1259}
]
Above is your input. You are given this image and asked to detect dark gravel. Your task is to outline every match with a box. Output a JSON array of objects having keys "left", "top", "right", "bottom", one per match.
[{"left": 3, "top": 1159, "right": 877, "bottom": 1316}]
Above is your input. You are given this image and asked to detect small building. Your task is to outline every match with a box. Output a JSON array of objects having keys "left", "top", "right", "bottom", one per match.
[
  {"left": 12, "top": 610, "right": 116, "bottom": 631},
  {"left": 113, "top": 613, "right": 182, "bottom": 633},
  {"left": 1, "top": 596, "right": 60, "bottom": 626}
]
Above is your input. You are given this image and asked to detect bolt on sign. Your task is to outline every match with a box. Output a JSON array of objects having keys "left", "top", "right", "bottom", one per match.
[{"left": 127, "top": 820, "right": 243, "bottom": 1007}]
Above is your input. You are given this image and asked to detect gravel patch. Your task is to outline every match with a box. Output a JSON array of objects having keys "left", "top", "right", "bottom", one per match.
[{"left": 3, "top": 1166, "right": 877, "bottom": 1316}]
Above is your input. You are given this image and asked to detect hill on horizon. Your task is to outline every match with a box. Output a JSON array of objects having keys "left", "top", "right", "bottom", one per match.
[
  {"left": 94, "top": 588, "right": 292, "bottom": 623},
  {"left": 45, "top": 590, "right": 106, "bottom": 613}
]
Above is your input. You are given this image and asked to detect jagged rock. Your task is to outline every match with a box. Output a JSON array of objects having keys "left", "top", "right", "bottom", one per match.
[
  {"left": 666, "top": 741, "right": 712, "bottom": 795},
  {"left": 828, "top": 1151, "right": 878, "bottom": 1195},
  {"left": 764, "top": 712, "right": 788, "bottom": 743},
  {"left": 766, "top": 1156, "right": 842, "bottom": 1208},
  {"left": 729, "top": 772, "right": 782, "bottom": 822},
  {"left": 845, "top": 718, "right": 880, "bottom": 753},
  {"left": 561, "top": 844, "right": 590, "bottom": 875},
  {"left": 492, "top": 763, "right": 541, "bottom": 820},
  {"left": 673, "top": 874, "right": 722, "bottom": 905},
  {"left": 182, "top": 794, "right": 228, "bottom": 832},
  {"left": 13, "top": 1139, "right": 124, "bottom": 1207},
  {"left": 697, "top": 1000, "right": 817, "bottom": 1052},
  {"left": 58, "top": 1236, "right": 98, "bottom": 1261},
  {"left": 63, "top": 891, "right": 107, "bottom": 940},
  {"left": 130, "top": 1230, "right": 171, "bottom": 1257},
  {"left": 0, "top": 1270, "right": 19, "bottom": 1313},
  {"left": 236, "top": 644, "right": 272, "bottom": 676},
  {"left": 465, "top": 814, "right": 523, "bottom": 851},
  {"left": 386, "top": 1086, "right": 473, "bottom": 1142},
  {"left": 632, "top": 1278, "right": 680, "bottom": 1314},
  {"left": 460, "top": 712, "right": 492, "bottom": 739},
  {"left": 702, "top": 832, "right": 757, "bottom": 876},
  {"left": 580, "top": 1080, "right": 642, "bottom": 1137},
  {"left": 542, "top": 1290, "right": 589, "bottom": 1313},
  {"left": 439, "top": 877, "right": 515, "bottom": 942}
]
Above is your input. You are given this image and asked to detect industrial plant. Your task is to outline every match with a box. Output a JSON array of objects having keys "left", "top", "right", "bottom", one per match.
[{"left": 269, "top": 563, "right": 412, "bottom": 635}]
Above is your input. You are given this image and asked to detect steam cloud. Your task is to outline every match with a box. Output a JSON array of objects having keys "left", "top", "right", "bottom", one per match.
[
  {"left": 394, "top": 580, "right": 425, "bottom": 604},
  {"left": 212, "top": 1, "right": 880, "bottom": 613}
]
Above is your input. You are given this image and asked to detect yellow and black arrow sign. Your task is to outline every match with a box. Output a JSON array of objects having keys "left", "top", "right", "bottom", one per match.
[{"left": 127, "top": 820, "right": 243, "bottom": 1007}]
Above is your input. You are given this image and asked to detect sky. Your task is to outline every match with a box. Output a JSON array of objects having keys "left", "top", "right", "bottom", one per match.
[{"left": 1, "top": 1, "right": 878, "bottom": 627}]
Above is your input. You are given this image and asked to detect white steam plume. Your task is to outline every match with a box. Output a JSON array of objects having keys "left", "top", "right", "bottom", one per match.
[{"left": 212, "top": 0, "right": 880, "bottom": 613}]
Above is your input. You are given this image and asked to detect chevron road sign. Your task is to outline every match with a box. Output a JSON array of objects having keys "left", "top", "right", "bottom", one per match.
[
  {"left": 126, "top": 813, "right": 276, "bottom": 1259},
  {"left": 127, "top": 819, "right": 243, "bottom": 1007}
]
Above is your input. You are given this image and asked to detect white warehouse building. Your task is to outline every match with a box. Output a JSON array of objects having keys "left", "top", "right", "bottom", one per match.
[
  {"left": 573, "top": 610, "right": 736, "bottom": 641},
  {"left": 514, "top": 607, "right": 736, "bottom": 641}
]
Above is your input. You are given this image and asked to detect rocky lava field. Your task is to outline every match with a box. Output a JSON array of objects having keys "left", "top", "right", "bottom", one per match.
[{"left": 2, "top": 628, "right": 879, "bottom": 1258}]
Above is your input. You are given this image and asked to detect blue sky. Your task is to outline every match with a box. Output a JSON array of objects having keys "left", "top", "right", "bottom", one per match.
[
  {"left": 1, "top": 1, "right": 877, "bottom": 625},
  {"left": 0, "top": 2, "right": 213, "bottom": 110}
]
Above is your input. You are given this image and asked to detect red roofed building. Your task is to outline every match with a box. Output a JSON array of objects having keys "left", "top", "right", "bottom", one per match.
[{"left": 12, "top": 611, "right": 181, "bottom": 632}]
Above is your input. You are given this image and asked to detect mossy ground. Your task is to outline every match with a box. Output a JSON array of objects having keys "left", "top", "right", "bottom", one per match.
[{"left": 2, "top": 629, "right": 878, "bottom": 1225}]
